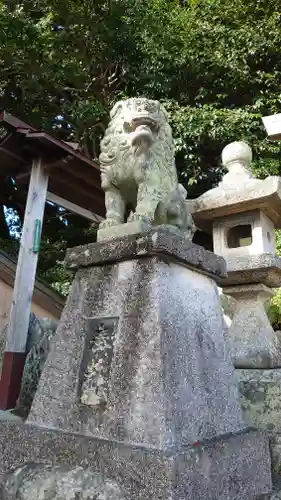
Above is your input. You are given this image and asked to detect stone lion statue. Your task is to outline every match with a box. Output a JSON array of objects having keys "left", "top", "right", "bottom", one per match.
[{"left": 98, "top": 97, "right": 195, "bottom": 239}]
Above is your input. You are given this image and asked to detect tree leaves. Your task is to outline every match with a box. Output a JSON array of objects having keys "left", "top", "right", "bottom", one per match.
[{"left": 1, "top": 0, "right": 281, "bottom": 289}]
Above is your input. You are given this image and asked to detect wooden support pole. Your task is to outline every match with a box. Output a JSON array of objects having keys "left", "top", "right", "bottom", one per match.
[{"left": 0, "top": 157, "right": 49, "bottom": 410}]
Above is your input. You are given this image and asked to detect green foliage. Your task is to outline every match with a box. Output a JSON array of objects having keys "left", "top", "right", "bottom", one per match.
[
  {"left": 0, "top": 236, "right": 19, "bottom": 259},
  {"left": 1, "top": 0, "right": 281, "bottom": 290},
  {"left": 1, "top": 0, "right": 281, "bottom": 172}
]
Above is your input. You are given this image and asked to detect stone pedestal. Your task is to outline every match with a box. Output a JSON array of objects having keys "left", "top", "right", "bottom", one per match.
[
  {"left": 0, "top": 230, "right": 273, "bottom": 499},
  {"left": 223, "top": 284, "right": 280, "bottom": 368},
  {"left": 217, "top": 254, "right": 281, "bottom": 369},
  {"left": 29, "top": 230, "right": 244, "bottom": 447}
]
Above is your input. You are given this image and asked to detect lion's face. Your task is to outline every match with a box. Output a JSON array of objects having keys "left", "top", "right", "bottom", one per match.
[
  {"left": 110, "top": 98, "right": 165, "bottom": 137},
  {"left": 100, "top": 98, "right": 168, "bottom": 160},
  {"left": 99, "top": 98, "right": 174, "bottom": 193}
]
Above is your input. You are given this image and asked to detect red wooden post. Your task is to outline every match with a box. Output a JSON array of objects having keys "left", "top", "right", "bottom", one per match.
[{"left": 0, "top": 157, "right": 49, "bottom": 409}]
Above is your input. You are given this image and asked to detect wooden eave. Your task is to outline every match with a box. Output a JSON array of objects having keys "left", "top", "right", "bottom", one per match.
[{"left": 0, "top": 111, "right": 105, "bottom": 217}]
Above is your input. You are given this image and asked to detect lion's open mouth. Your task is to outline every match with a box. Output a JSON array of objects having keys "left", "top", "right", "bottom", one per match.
[{"left": 130, "top": 124, "right": 154, "bottom": 150}]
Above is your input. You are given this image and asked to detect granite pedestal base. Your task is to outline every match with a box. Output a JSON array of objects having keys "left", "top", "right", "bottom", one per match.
[{"left": 0, "top": 421, "right": 272, "bottom": 500}]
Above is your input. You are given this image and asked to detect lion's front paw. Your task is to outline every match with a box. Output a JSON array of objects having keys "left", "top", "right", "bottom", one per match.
[
  {"left": 99, "top": 218, "right": 120, "bottom": 229},
  {"left": 127, "top": 212, "right": 153, "bottom": 225}
]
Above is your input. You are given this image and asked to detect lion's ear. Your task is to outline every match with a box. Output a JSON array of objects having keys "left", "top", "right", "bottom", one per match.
[{"left": 110, "top": 101, "right": 123, "bottom": 119}]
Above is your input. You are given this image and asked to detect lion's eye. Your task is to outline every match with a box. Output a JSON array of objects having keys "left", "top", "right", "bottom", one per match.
[{"left": 123, "top": 122, "right": 133, "bottom": 133}]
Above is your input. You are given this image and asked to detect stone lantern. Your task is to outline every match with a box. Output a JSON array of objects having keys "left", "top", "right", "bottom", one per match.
[{"left": 193, "top": 141, "right": 281, "bottom": 369}]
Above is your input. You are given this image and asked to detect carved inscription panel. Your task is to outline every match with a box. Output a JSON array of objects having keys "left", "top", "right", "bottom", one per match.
[{"left": 80, "top": 317, "right": 118, "bottom": 408}]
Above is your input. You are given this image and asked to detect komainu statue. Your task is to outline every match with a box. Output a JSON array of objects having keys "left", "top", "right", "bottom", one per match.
[{"left": 98, "top": 97, "right": 195, "bottom": 239}]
